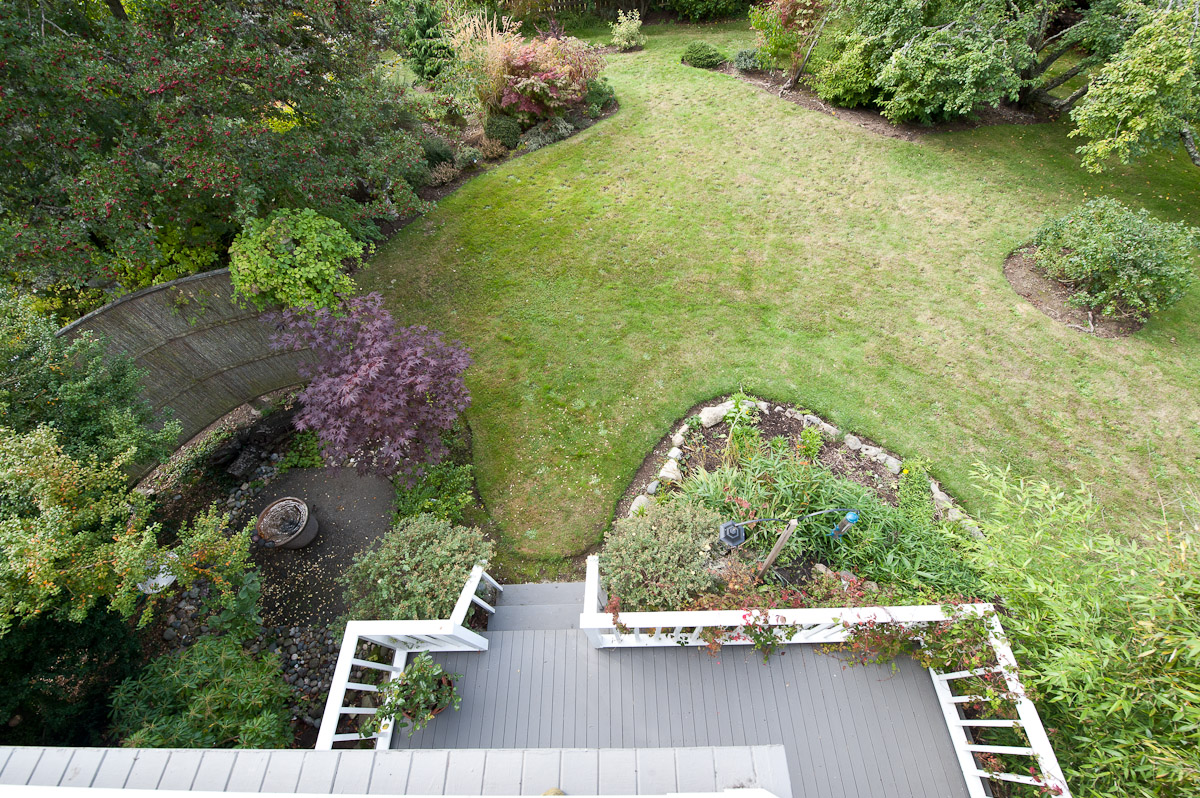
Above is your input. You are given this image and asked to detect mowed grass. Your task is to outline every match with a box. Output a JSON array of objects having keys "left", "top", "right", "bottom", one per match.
[{"left": 361, "top": 23, "right": 1200, "bottom": 578}]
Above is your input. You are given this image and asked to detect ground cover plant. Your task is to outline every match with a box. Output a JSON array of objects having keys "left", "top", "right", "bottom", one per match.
[{"left": 360, "top": 22, "right": 1200, "bottom": 581}]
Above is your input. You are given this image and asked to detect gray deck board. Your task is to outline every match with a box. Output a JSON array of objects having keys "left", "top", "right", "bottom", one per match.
[
  {"left": 157, "top": 749, "right": 204, "bottom": 791},
  {"left": 60, "top": 748, "right": 106, "bottom": 788},
  {"left": 192, "top": 751, "right": 237, "bottom": 791},
  {"left": 332, "top": 750, "right": 375, "bottom": 794},
  {"left": 392, "top": 630, "right": 968, "bottom": 798},
  {"left": 27, "top": 747, "right": 73, "bottom": 786}
]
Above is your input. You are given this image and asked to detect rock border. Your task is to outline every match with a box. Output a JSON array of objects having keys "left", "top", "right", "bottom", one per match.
[{"left": 624, "top": 398, "right": 983, "bottom": 539}]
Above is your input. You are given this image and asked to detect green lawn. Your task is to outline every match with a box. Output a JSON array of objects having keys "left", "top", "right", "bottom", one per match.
[{"left": 361, "top": 23, "right": 1200, "bottom": 578}]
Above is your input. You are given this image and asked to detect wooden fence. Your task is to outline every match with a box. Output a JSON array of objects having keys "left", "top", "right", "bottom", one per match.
[{"left": 59, "top": 269, "right": 312, "bottom": 472}]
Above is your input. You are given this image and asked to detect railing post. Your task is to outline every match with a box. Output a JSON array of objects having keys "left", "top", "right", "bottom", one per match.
[
  {"left": 582, "top": 555, "right": 603, "bottom": 648},
  {"left": 317, "top": 623, "right": 369, "bottom": 750}
]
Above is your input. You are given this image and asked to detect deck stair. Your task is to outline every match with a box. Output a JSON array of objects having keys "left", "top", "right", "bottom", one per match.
[{"left": 486, "top": 581, "right": 584, "bottom": 632}]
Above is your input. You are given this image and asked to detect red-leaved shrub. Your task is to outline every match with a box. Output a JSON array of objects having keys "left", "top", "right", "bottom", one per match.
[
  {"left": 499, "top": 37, "right": 604, "bottom": 118},
  {"left": 270, "top": 293, "right": 471, "bottom": 482}
]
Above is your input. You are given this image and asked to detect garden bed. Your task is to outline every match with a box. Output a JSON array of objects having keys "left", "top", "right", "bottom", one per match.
[
  {"left": 618, "top": 394, "right": 962, "bottom": 521},
  {"left": 717, "top": 64, "right": 1045, "bottom": 142},
  {"left": 607, "top": 393, "right": 984, "bottom": 616},
  {"left": 1004, "top": 246, "right": 1142, "bottom": 338}
]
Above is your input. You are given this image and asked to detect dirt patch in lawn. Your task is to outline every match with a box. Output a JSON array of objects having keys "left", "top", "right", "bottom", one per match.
[
  {"left": 1004, "top": 246, "right": 1142, "bottom": 338},
  {"left": 717, "top": 64, "right": 1045, "bottom": 142}
]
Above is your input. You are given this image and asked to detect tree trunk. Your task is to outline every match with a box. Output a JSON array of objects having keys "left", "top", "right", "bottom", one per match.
[
  {"left": 106, "top": 0, "right": 129, "bottom": 21},
  {"left": 787, "top": 8, "right": 835, "bottom": 89},
  {"left": 1182, "top": 128, "right": 1200, "bottom": 168}
]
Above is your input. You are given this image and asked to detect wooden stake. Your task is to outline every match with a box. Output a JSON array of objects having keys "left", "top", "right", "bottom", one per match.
[{"left": 757, "top": 519, "right": 798, "bottom": 581}]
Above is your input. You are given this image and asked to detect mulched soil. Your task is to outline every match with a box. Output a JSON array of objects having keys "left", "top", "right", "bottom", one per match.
[
  {"left": 717, "top": 64, "right": 1046, "bottom": 142},
  {"left": 1004, "top": 246, "right": 1142, "bottom": 338},
  {"left": 615, "top": 395, "right": 902, "bottom": 520}
]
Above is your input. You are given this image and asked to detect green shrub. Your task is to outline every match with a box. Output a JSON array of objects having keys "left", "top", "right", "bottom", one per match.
[
  {"left": 734, "top": 48, "right": 761, "bottom": 72},
  {"left": 483, "top": 114, "right": 522, "bottom": 149},
  {"left": 393, "top": 0, "right": 455, "bottom": 81},
  {"left": 110, "top": 636, "right": 291, "bottom": 748},
  {"left": 0, "top": 606, "right": 139, "bottom": 745},
  {"left": 682, "top": 41, "right": 726, "bottom": 69},
  {"left": 229, "top": 208, "right": 362, "bottom": 311},
  {"left": 970, "top": 466, "right": 1200, "bottom": 797},
  {"left": 1032, "top": 197, "right": 1197, "bottom": 321},
  {"left": 340, "top": 514, "right": 495, "bottom": 620},
  {"left": 609, "top": 10, "right": 646, "bottom": 51},
  {"left": 0, "top": 289, "right": 179, "bottom": 465},
  {"left": 421, "top": 136, "right": 455, "bottom": 167},
  {"left": 393, "top": 462, "right": 475, "bottom": 524},
  {"left": 600, "top": 501, "right": 720, "bottom": 612},
  {"left": 583, "top": 77, "right": 616, "bottom": 118},
  {"left": 812, "top": 34, "right": 878, "bottom": 108},
  {"left": 668, "top": 0, "right": 751, "bottom": 22},
  {"left": 454, "top": 146, "right": 483, "bottom": 170}
]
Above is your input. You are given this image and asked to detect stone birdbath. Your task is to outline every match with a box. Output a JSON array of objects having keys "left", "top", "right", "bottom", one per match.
[{"left": 252, "top": 497, "right": 319, "bottom": 549}]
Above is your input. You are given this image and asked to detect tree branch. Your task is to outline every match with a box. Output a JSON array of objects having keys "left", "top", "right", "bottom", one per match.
[{"left": 1038, "top": 61, "right": 1087, "bottom": 94}]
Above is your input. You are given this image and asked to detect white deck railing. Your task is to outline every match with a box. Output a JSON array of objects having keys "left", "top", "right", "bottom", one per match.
[
  {"left": 315, "top": 564, "right": 502, "bottom": 751},
  {"left": 579, "top": 555, "right": 1070, "bottom": 798}
]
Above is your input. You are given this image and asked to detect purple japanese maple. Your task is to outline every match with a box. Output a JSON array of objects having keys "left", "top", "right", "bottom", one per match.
[{"left": 270, "top": 293, "right": 471, "bottom": 481}]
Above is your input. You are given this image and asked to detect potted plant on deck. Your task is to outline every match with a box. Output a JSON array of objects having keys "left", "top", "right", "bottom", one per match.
[{"left": 361, "top": 653, "right": 462, "bottom": 738}]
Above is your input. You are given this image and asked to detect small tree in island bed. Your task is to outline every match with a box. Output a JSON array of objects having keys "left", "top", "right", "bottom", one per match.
[{"left": 270, "top": 293, "right": 471, "bottom": 482}]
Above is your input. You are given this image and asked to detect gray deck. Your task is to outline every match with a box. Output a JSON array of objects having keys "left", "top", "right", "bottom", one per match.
[
  {"left": 0, "top": 745, "right": 790, "bottom": 794},
  {"left": 392, "top": 630, "right": 969, "bottom": 798}
]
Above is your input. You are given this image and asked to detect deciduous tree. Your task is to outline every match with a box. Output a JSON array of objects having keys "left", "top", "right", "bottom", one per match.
[{"left": 0, "top": 0, "right": 425, "bottom": 305}]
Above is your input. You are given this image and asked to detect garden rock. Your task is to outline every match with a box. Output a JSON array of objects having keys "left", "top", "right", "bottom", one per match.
[
  {"left": 699, "top": 402, "right": 735, "bottom": 428},
  {"left": 658, "top": 458, "right": 683, "bottom": 482},
  {"left": 646, "top": 480, "right": 659, "bottom": 495},
  {"left": 844, "top": 434, "right": 863, "bottom": 451},
  {"left": 671, "top": 431, "right": 686, "bottom": 448},
  {"left": 859, "top": 445, "right": 882, "bottom": 459},
  {"left": 628, "top": 495, "right": 654, "bottom": 517},
  {"left": 667, "top": 447, "right": 682, "bottom": 460},
  {"left": 883, "top": 456, "right": 902, "bottom": 475}
]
